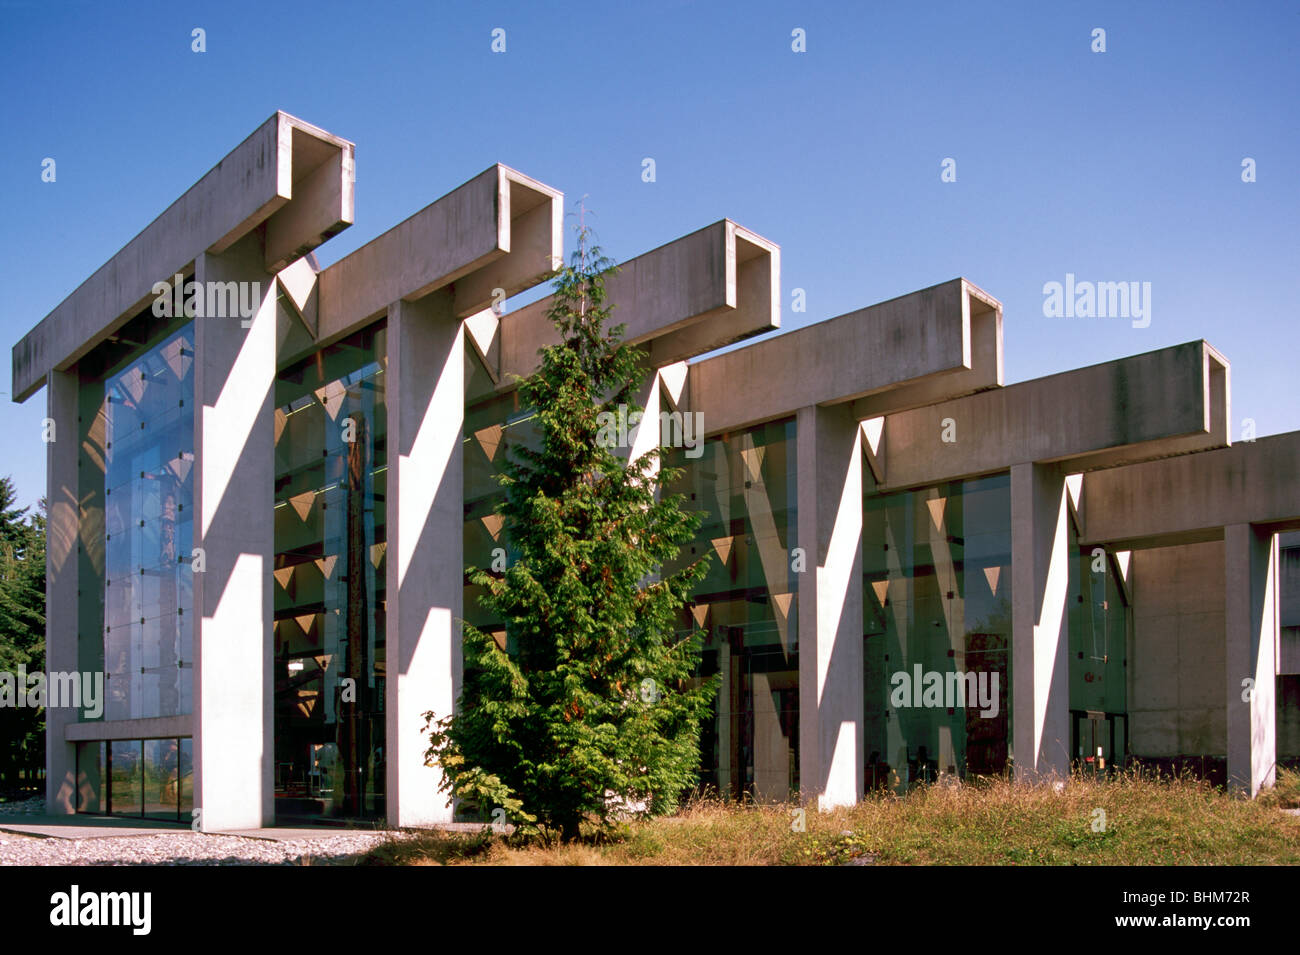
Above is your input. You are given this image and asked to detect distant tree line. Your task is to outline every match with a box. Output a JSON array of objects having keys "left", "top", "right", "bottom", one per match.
[{"left": 0, "top": 476, "right": 46, "bottom": 792}]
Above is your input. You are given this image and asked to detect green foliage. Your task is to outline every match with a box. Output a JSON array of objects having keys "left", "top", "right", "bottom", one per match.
[
  {"left": 425, "top": 219, "right": 717, "bottom": 840},
  {"left": 0, "top": 477, "right": 46, "bottom": 789}
]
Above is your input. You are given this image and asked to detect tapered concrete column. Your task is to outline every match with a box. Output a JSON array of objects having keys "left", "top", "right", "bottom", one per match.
[
  {"left": 796, "top": 404, "right": 864, "bottom": 809},
  {"left": 192, "top": 235, "right": 277, "bottom": 830},
  {"left": 1010, "top": 462, "right": 1070, "bottom": 782},
  {"left": 1224, "top": 523, "right": 1277, "bottom": 796},
  {"left": 44, "top": 370, "right": 79, "bottom": 813},
  {"left": 385, "top": 292, "right": 462, "bottom": 825}
]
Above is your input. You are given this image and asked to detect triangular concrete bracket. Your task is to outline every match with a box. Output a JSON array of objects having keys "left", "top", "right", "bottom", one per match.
[
  {"left": 861, "top": 416, "right": 885, "bottom": 484},
  {"left": 278, "top": 255, "right": 319, "bottom": 338},
  {"left": 658, "top": 361, "right": 689, "bottom": 412},
  {"left": 465, "top": 307, "right": 501, "bottom": 383}
]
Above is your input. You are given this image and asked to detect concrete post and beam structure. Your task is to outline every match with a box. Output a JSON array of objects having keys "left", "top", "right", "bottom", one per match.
[
  {"left": 14, "top": 112, "right": 1298, "bottom": 833},
  {"left": 1080, "top": 432, "right": 1300, "bottom": 796},
  {"left": 678, "top": 278, "right": 1004, "bottom": 808},
  {"left": 291, "top": 164, "right": 565, "bottom": 826},
  {"left": 17, "top": 113, "right": 355, "bottom": 825},
  {"left": 874, "top": 342, "right": 1230, "bottom": 784}
]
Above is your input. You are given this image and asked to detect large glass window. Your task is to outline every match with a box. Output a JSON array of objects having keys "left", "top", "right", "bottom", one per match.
[
  {"left": 76, "top": 737, "right": 192, "bottom": 819},
  {"left": 863, "top": 473, "right": 1013, "bottom": 788},
  {"left": 1068, "top": 525, "right": 1129, "bottom": 771},
  {"left": 101, "top": 325, "right": 195, "bottom": 721},
  {"left": 273, "top": 323, "right": 387, "bottom": 820},
  {"left": 663, "top": 417, "right": 799, "bottom": 803}
]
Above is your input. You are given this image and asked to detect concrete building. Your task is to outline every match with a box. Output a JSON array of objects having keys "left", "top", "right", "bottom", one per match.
[{"left": 11, "top": 113, "right": 1298, "bottom": 829}]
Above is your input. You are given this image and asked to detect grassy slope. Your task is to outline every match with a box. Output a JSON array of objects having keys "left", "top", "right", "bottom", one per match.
[{"left": 363, "top": 768, "right": 1300, "bottom": 866}]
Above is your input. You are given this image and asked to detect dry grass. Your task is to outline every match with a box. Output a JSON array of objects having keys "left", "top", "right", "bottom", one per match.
[{"left": 362, "top": 768, "right": 1300, "bottom": 866}]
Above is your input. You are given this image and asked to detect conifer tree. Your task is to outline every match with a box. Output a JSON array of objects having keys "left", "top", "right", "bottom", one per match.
[
  {"left": 0, "top": 480, "right": 46, "bottom": 789},
  {"left": 426, "top": 220, "right": 715, "bottom": 840}
]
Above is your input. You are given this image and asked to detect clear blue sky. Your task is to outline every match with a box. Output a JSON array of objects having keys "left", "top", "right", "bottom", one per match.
[{"left": 2, "top": 0, "right": 1296, "bottom": 508}]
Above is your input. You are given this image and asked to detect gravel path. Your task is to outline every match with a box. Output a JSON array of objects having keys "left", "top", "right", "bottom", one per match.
[
  {"left": 0, "top": 830, "right": 401, "bottom": 866},
  {"left": 0, "top": 797, "right": 404, "bottom": 866}
]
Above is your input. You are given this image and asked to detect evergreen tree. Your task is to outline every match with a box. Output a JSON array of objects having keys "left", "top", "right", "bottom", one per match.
[
  {"left": 0, "top": 480, "right": 46, "bottom": 790},
  {"left": 426, "top": 220, "right": 716, "bottom": 840}
]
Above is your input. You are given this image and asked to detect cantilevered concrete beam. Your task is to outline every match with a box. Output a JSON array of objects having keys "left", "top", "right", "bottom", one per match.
[
  {"left": 687, "top": 278, "right": 1001, "bottom": 437},
  {"left": 1080, "top": 431, "right": 1300, "bottom": 549},
  {"left": 495, "top": 220, "right": 779, "bottom": 385},
  {"left": 12, "top": 112, "right": 354, "bottom": 402},
  {"left": 288, "top": 166, "right": 563, "bottom": 369},
  {"left": 878, "top": 341, "right": 1230, "bottom": 491}
]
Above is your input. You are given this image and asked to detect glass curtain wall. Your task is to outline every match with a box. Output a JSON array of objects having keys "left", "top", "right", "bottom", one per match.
[
  {"left": 76, "top": 322, "right": 197, "bottom": 819},
  {"left": 662, "top": 417, "right": 799, "bottom": 803},
  {"left": 101, "top": 325, "right": 196, "bottom": 721},
  {"left": 75, "top": 738, "right": 193, "bottom": 819},
  {"left": 863, "top": 472, "right": 1013, "bottom": 789},
  {"left": 1068, "top": 524, "right": 1129, "bottom": 772},
  {"left": 272, "top": 323, "right": 387, "bottom": 820}
]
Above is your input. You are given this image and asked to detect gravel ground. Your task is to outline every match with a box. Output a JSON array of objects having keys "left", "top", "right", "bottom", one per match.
[{"left": 0, "top": 820, "right": 403, "bottom": 866}]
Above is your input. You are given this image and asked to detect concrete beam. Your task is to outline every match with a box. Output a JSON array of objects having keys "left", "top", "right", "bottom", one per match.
[
  {"left": 688, "top": 278, "right": 1001, "bottom": 437},
  {"left": 1081, "top": 431, "right": 1300, "bottom": 550},
  {"left": 497, "top": 220, "right": 778, "bottom": 385},
  {"left": 879, "top": 341, "right": 1229, "bottom": 491},
  {"left": 305, "top": 166, "right": 562, "bottom": 368},
  {"left": 64, "top": 715, "right": 193, "bottom": 742},
  {"left": 12, "top": 112, "right": 354, "bottom": 402}
]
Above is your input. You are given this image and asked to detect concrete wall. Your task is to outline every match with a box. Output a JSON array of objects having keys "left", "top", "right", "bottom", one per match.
[{"left": 1129, "top": 541, "right": 1226, "bottom": 758}]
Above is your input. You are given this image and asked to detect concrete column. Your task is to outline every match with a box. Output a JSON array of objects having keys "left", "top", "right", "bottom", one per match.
[
  {"left": 1224, "top": 522, "right": 1277, "bottom": 796},
  {"left": 796, "top": 403, "right": 864, "bottom": 810},
  {"left": 385, "top": 291, "right": 462, "bottom": 825},
  {"left": 44, "top": 369, "right": 79, "bottom": 813},
  {"left": 1010, "top": 462, "right": 1070, "bottom": 782},
  {"left": 192, "top": 234, "right": 277, "bottom": 830}
]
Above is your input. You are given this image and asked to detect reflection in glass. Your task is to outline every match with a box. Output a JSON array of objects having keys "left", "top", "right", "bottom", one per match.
[
  {"left": 178, "top": 737, "right": 194, "bottom": 818},
  {"left": 1068, "top": 520, "right": 1129, "bottom": 771},
  {"left": 109, "top": 740, "right": 142, "bottom": 815},
  {"left": 75, "top": 741, "right": 105, "bottom": 813},
  {"left": 273, "top": 323, "right": 387, "bottom": 820},
  {"left": 663, "top": 417, "right": 799, "bottom": 803},
  {"left": 863, "top": 473, "right": 1013, "bottom": 788},
  {"left": 143, "top": 738, "right": 180, "bottom": 819}
]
